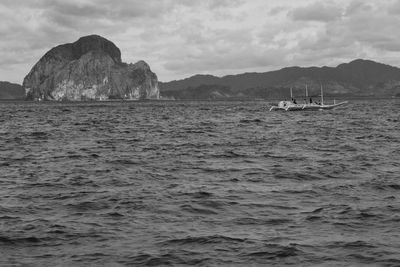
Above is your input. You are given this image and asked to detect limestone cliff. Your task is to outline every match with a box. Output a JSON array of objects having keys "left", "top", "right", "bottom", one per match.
[{"left": 23, "top": 35, "right": 160, "bottom": 100}]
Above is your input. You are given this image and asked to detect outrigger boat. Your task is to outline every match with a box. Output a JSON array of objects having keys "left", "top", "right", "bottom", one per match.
[{"left": 269, "top": 85, "right": 348, "bottom": 111}]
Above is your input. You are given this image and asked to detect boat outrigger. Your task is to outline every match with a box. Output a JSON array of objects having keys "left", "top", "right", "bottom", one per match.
[{"left": 269, "top": 85, "right": 348, "bottom": 111}]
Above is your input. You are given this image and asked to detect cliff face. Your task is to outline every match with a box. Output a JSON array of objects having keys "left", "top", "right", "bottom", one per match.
[{"left": 23, "top": 35, "right": 159, "bottom": 100}]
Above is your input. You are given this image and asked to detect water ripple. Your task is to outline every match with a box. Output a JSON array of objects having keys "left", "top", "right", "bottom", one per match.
[{"left": 0, "top": 99, "right": 399, "bottom": 266}]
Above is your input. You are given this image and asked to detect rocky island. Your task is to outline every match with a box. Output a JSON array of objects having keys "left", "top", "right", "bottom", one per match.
[{"left": 23, "top": 35, "right": 160, "bottom": 101}]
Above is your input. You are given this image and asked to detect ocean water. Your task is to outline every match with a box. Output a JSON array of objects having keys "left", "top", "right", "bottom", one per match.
[{"left": 0, "top": 99, "right": 399, "bottom": 266}]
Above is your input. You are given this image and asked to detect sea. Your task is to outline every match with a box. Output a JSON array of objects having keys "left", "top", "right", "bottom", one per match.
[{"left": 0, "top": 99, "right": 399, "bottom": 266}]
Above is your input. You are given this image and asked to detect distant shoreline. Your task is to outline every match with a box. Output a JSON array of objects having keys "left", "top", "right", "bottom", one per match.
[{"left": 0, "top": 96, "right": 398, "bottom": 103}]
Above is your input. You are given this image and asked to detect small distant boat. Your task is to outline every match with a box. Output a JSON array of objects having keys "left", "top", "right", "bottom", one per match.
[{"left": 270, "top": 85, "right": 348, "bottom": 111}]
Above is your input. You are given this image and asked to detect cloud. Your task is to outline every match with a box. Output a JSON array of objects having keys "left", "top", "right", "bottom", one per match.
[
  {"left": 388, "top": 0, "right": 400, "bottom": 15},
  {"left": 345, "top": 0, "right": 373, "bottom": 15},
  {"left": 339, "top": 1, "right": 400, "bottom": 53},
  {"left": 1, "top": 0, "right": 400, "bottom": 84},
  {"left": 289, "top": 1, "right": 343, "bottom": 22},
  {"left": 268, "top": 6, "right": 288, "bottom": 16}
]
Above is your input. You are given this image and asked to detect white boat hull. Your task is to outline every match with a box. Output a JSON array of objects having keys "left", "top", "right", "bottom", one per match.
[{"left": 270, "top": 101, "right": 348, "bottom": 111}]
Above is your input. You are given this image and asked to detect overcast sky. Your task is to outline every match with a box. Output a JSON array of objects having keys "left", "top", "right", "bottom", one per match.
[{"left": 1, "top": 0, "right": 400, "bottom": 83}]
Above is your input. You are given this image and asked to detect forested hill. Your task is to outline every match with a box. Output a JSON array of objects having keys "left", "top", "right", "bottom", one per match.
[{"left": 160, "top": 59, "right": 400, "bottom": 99}]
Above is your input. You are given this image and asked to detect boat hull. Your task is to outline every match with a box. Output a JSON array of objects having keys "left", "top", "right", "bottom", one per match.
[
  {"left": 270, "top": 101, "right": 348, "bottom": 111},
  {"left": 302, "top": 101, "right": 348, "bottom": 111}
]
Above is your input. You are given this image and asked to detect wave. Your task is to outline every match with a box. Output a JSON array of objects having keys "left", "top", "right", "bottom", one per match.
[
  {"left": 162, "top": 234, "right": 248, "bottom": 245},
  {"left": 180, "top": 204, "right": 218, "bottom": 215},
  {"left": 273, "top": 172, "right": 323, "bottom": 181},
  {"left": 0, "top": 236, "right": 41, "bottom": 245},
  {"left": 65, "top": 201, "right": 110, "bottom": 211},
  {"left": 239, "top": 118, "right": 263, "bottom": 123},
  {"left": 109, "top": 159, "right": 140, "bottom": 165},
  {"left": 184, "top": 191, "right": 213, "bottom": 198},
  {"left": 29, "top": 131, "right": 50, "bottom": 139},
  {"left": 241, "top": 244, "right": 302, "bottom": 259},
  {"left": 126, "top": 252, "right": 208, "bottom": 266},
  {"left": 232, "top": 217, "right": 292, "bottom": 225},
  {"left": 326, "top": 240, "right": 376, "bottom": 249}
]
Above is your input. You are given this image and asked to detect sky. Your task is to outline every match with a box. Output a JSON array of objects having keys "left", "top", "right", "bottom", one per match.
[{"left": 1, "top": 0, "right": 400, "bottom": 84}]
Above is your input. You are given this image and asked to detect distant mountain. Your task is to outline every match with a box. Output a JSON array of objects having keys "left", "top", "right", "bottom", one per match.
[
  {"left": 0, "top": 81, "right": 25, "bottom": 100},
  {"left": 160, "top": 59, "right": 400, "bottom": 99},
  {"left": 163, "top": 84, "right": 234, "bottom": 100}
]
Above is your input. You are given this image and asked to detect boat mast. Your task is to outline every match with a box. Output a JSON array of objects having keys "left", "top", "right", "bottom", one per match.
[
  {"left": 320, "top": 83, "right": 324, "bottom": 105},
  {"left": 305, "top": 84, "right": 308, "bottom": 98}
]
